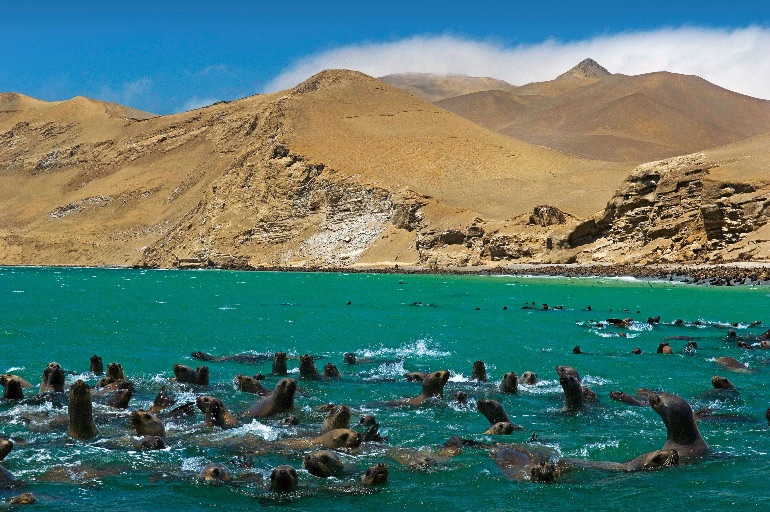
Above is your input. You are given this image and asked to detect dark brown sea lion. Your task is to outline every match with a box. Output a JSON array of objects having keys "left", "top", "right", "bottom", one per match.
[
  {"left": 137, "top": 436, "right": 166, "bottom": 451},
  {"left": 68, "top": 380, "right": 98, "bottom": 440},
  {"left": 269, "top": 465, "right": 298, "bottom": 492},
  {"left": 321, "top": 405, "right": 351, "bottom": 434},
  {"left": 609, "top": 390, "right": 645, "bottom": 407},
  {"left": 607, "top": 318, "right": 633, "bottom": 328},
  {"left": 477, "top": 399, "right": 513, "bottom": 425},
  {"left": 560, "top": 449, "right": 679, "bottom": 473},
  {"left": 0, "top": 438, "right": 12, "bottom": 462},
  {"left": 518, "top": 371, "right": 537, "bottom": 385},
  {"left": 0, "top": 463, "right": 20, "bottom": 489},
  {"left": 499, "top": 372, "right": 519, "bottom": 394},
  {"left": 454, "top": 391, "right": 469, "bottom": 405},
  {"left": 198, "top": 463, "right": 233, "bottom": 483},
  {"left": 173, "top": 364, "right": 209, "bottom": 385},
  {"left": 393, "top": 370, "right": 450, "bottom": 406},
  {"left": 191, "top": 351, "right": 269, "bottom": 364},
  {"left": 149, "top": 388, "right": 176, "bottom": 414},
  {"left": 494, "top": 444, "right": 556, "bottom": 482},
  {"left": 282, "top": 428, "right": 362, "bottom": 450},
  {"left": 299, "top": 354, "right": 320, "bottom": 380},
  {"left": 404, "top": 371, "right": 427, "bottom": 382},
  {"left": 323, "top": 363, "right": 341, "bottom": 379},
  {"left": 649, "top": 392, "right": 709, "bottom": 459},
  {"left": 196, "top": 396, "right": 241, "bottom": 429},
  {"left": 303, "top": 449, "right": 344, "bottom": 478},
  {"left": 106, "top": 381, "right": 134, "bottom": 409},
  {"left": 40, "top": 362, "right": 65, "bottom": 393},
  {"left": 2, "top": 377, "right": 24, "bottom": 400},
  {"left": 359, "top": 415, "right": 384, "bottom": 442},
  {"left": 97, "top": 362, "right": 126, "bottom": 388},
  {"left": 272, "top": 352, "right": 288, "bottom": 375},
  {"left": 89, "top": 355, "right": 104, "bottom": 375},
  {"left": 130, "top": 409, "right": 166, "bottom": 437},
  {"left": 244, "top": 378, "right": 297, "bottom": 418},
  {"left": 361, "top": 463, "right": 388, "bottom": 485},
  {"left": 235, "top": 374, "right": 269, "bottom": 395},
  {"left": 711, "top": 375, "right": 735, "bottom": 390},
  {"left": 556, "top": 365, "right": 597, "bottom": 412},
  {"left": 471, "top": 360, "right": 487, "bottom": 382}
]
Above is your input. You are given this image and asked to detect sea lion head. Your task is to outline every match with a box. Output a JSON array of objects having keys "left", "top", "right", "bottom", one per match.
[
  {"left": 476, "top": 399, "right": 511, "bottom": 425},
  {"left": 299, "top": 354, "right": 319, "bottom": 379},
  {"left": 42, "top": 362, "right": 65, "bottom": 392},
  {"left": 303, "top": 449, "right": 343, "bottom": 478},
  {"left": 272, "top": 352, "right": 288, "bottom": 374},
  {"left": 471, "top": 360, "right": 487, "bottom": 381},
  {"left": 518, "top": 371, "right": 537, "bottom": 385},
  {"left": 273, "top": 378, "right": 298, "bottom": 407},
  {"left": 323, "top": 363, "right": 341, "bottom": 379},
  {"left": 89, "top": 355, "right": 103, "bottom": 375},
  {"left": 361, "top": 463, "right": 388, "bottom": 485},
  {"left": 130, "top": 409, "right": 166, "bottom": 437},
  {"left": 198, "top": 463, "right": 233, "bottom": 484},
  {"left": 327, "top": 428, "right": 361, "bottom": 449},
  {"left": 499, "top": 372, "right": 519, "bottom": 393},
  {"left": 343, "top": 352, "right": 357, "bottom": 364},
  {"left": 105, "top": 362, "right": 125, "bottom": 380},
  {"left": 639, "top": 449, "right": 679, "bottom": 470},
  {"left": 422, "top": 370, "right": 450, "bottom": 398},
  {"left": 711, "top": 375, "right": 735, "bottom": 390},
  {"left": 137, "top": 436, "right": 166, "bottom": 451},
  {"left": 322, "top": 405, "right": 351, "bottom": 433},
  {"left": 484, "top": 422, "right": 516, "bottom": 435},
  {"left": 269, "top": 465, "right": 298, "bottom": 492}
]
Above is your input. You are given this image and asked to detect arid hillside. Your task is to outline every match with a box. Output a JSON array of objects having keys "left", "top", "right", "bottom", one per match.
[
  {"left": 0, "top": 71, "right": 628, "bottom": 269},
  {"left": 386, "top": 59, "right": 770, "bottom": 163},
  {"left": 378, "top": 73, "right": 518, "bottom": 102}
]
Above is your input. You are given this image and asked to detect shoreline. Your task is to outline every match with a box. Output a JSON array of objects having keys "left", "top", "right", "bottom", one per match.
[{"left": 3, "top": 262, "right": 770, "bottom": 286}]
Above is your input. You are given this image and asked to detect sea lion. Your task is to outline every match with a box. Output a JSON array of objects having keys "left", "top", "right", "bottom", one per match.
[
  {"left": 609, "top": 390, "right": 645, "bottom": 407},
  {"left": 303, "top": 449, "right": 344, "bottom": 478},
  {"left": 494, "top": 444, "right": 556, "bottom": 482},
  {"left": 149, "top": 388, "right": 176, "bottom": 414},
  {"left": 649, "top": 392, "right": 709, "bottom": 459},
  {"left": 471, "top": 360, "right": 488, "bottom": 382},
  {"left": 130, "top": 409, "right": 166, "bottom": 437},
  {"left": 281, "top": 428, "right": 362, "bottom": 450},
  {"left": 561, "top": 449, "right": 679, "bottom": 472},
  {"left": 198, "top": 463, "right": 233, "bottom": 484},
  {"left": 321, "top": 405, "right": 351, "bottom": 434},
  {"left": 323, "top": 363, "right": 341, "bottom": 379},
  {"left": 269, "top": 465, "right": 298, "bottom": 492},
  {"left": 484, "top": 422, "right": 519, "bottom": 435},
  {"left": 657, "top": 342, "right": 673, "bottom": 354},
  {"left": 0, "top": 463, "right": 20, "bottom": 489},
  {"left": 68, "top": 380, "right": 98, "bottom": 440},
  {"left": 519, "top": 371, "right": 537, "bottom": 385},
  {"left": 2, "top": 377, "right": 24, "bottom": 400},
  {"left": 716, "top": 356, "right": 752, "bottom": 372},
  {"left": 244, "top": 378, "right": 297, "bottom": 418},
  {"left": 299, "top": 354, "right": 320, "bottom": 380},
  {"left": 392, "top": 370, "right": 450, "bottom": 406},
  {"left": 97, "top": 362, "right": 126, "bottom": 388},
  {"left": 556, "top": 365, "right": 597, "bottom": 412},
  {"left": 404, "top": 371, "right": 427, "bottom": 382},
  {"left": 359, "top": 415, "right": 384, "bottom": 442},
  {"left": 7, "top": 492, "right": 36, "bottom": 504},
  {"left": 499, "top": 372, "right": 518, "bottom": 394},
  {"left": 477, "top": 399, "right": 513, "bottom": 425},
  {"left": 40, "top": 362, "right": 65, "bottom": 393},
  {"left": 0, "top": 438, "right": 12, "bottom": 462},
  {"left": 361, "top": 463, "right": 388, "bottom": 485},
  {"left": 711, "top": 375, "right": 736, "bottom": 390},
  {"left": 607, "top": 318, "right": 632, "bottom": 328},
  {"left": 0, "top": 374, "right": 32, "bottom": 389},
  {"left": 173, "top": 364, "right": 209, "bottom": 385},
  {"left": 106, "top": 381, "right": 134, "bottom": 409},
  {"left": 343, "top": 352, "right": 357, "bottom": 364},
  {"left": 235, "top": 374, "right": 269, "bottom": 395},
  {"left": 89, "top": 355, "right": 104, "bottom": 375},
  {"left": 137, "top": 436, "right": 166, "bottom": 451},
  {"left": 196, "top": 396, "right": 241, "bottom": 429},
  {"left": 272, "top": 352, "right": 288, "bottom": 375}
]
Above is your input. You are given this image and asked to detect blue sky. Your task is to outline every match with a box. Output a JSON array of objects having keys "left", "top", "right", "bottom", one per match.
[{"left": 2, "top": 1, "right": 769, "bottom": 114}]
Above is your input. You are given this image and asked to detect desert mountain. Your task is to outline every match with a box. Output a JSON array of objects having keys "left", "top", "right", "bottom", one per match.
[
  {"left": 0, "top": 70, "right": 628, "bottom": 269},
  {"left": 378, "top": 72, "right": 518, "bottom": 102},
  {"left": 387, "top": 60, "right": 770, "bottom": 163}
]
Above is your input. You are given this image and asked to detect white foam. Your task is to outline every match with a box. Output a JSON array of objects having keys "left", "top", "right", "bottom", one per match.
[{"left": 360, "top": 338, "right": 451, "bottom": 359}]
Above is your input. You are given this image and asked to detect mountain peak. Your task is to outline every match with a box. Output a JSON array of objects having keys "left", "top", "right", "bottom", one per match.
[{"left": 557, "top": 58, "right": 611, "bottom": 80}]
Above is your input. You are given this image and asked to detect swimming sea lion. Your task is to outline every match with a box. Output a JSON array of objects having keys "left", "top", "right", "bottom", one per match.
[
  {"left": 7, "top": 492, "right": 35, "bottom": 503},
  {"left": 272, "top": 352, "right": 288, "bottom": 375},
  {"left": 359, "top": 415, "right": 384, "bottom": 442},
  {"left": 559, "top": 449, "right": 680, "bottom": 474},
  {"left": 198, "top": 463, "right": 233, "bottom": 484},
  {"left": 323, "top": 363, "right": 341, "bottom": 379},
  {"left": 191, "top": 351, "right": 269, "bottom": 364},
  {"left": 97, "top": 362, "right": 126, "bottom": 388},
  {"left": 657, "top": 342, "right": 673, "bottom": 354},
  {"left": 477, "top": 399, "right": 513, "bottom": 425},
  {"left": 0, "top": 438, "right": 12, "bottom": 462},
  {"left": 269, "top": 465, "right": 298, "bottom": 492},
  {"left": 471, "top": 360, "right": 487, "bottom": 382},
  {"left": 68, "top": 380, "right": 98, "bottom": 440},
  {"left": 130, "top": 409, "right": 166, "bottom": 437},
  {"left": 711, "top": 375, "right": 735, "bottom": 390},
  {"left": 196, "top": 396, "right": 241, "bottom": 429},
  {"left": 149, "top": 388, "right": 176, "bottom": 414},
  {"left": 716, "top": 356, "right": 752, "bottom": 372},
  {"left": 2, "top": 377, "right": 24, "bottom": 400},
  {"left": 321, "top": 405, "right": 351, "bottom": 434},
  {"left": 299, "top": 354, "right": 320, "bottom": 380},
  {"left": 454, "top": 391, "right": 469, "bottom": 405},
  {"left": 393, "top": 370, "right": 450, "bottom": 406},
  {"left": 518, "top": 371, "right": 537, "bottom": 385},
  {"left": 556, "top": 365, "right": 597, "bottom": 412},
  {"left": 404, "top": 371, "right": 427, "bottom": 382},
  {"left": 235, "top": 374, "right": 269, "bottom": 395},
  {"left": 303, "top": 449, "right": 344, "bottom": 478},
  {"left": 649, "top": 392, "right": 709, "bottom": 459},
  {"left": 89, "top": 355, "right": 104, "bottom": 375},
  {"left": 173, "top": 364, "right": 209, "bottom": 385},
  {"left": 484, "top": 422, "right": 519, "bottom": 435},
  {"left": 609, "top": 390, "right": 646, "bottom": 407},
  {"left": 281, "top": 429, "right": 361, "bottom": 450},
  {"left": 40, "top": 362, "right": 65, "bottom": 393},
  {"left": 137, "top": 436, "right": 166, "bottom": 451},
  {"left": 0, "top": 374, "right": 32, "bottom": 389},
  {"left": 499, "top": 372, "right": 519, "bottom": 394},
  {"left": 244, "top": 378, "right": 297, "bottom": 418},
  {"left": 106, "top": 381, "right": 134, "bottom": 409},
  {"left": 361, "top": 463, "right": 388, "bottom": 485},
  {"left": 0, "top": 463, "right": 20, "bottom": 489}
]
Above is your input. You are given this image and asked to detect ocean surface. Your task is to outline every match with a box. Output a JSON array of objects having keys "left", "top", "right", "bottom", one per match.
[{"left": 1, "top": 267, "right": 769, "bottom": 510}]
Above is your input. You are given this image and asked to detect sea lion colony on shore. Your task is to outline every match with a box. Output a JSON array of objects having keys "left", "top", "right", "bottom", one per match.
[{"left": 1, "top": 311, "right": 767, "bottom": 503}]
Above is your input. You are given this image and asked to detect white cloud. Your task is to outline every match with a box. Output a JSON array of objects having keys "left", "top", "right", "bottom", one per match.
[
  {"left": 263, "top": 26, "right": 770, "bottom": 99},
  {"left": 98, "top": 77, "right": 154, "bottom": 106}
]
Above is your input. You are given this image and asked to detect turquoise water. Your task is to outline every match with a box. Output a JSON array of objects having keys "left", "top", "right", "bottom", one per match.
[{"left": 1, "top": 267, "right": 769, "bottom": 510}]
